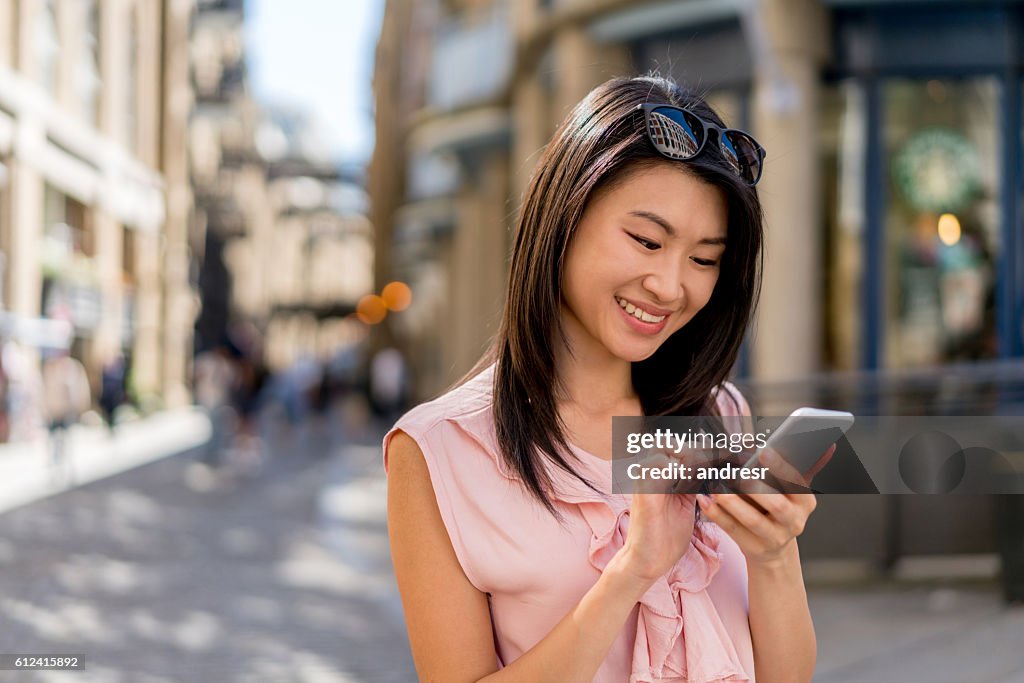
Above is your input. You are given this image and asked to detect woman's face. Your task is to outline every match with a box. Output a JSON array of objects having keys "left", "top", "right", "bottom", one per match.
[{"left": 560, "top": 162, "right": 728, "bottom": 364}]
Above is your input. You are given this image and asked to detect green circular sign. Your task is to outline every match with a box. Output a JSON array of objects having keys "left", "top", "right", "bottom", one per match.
[{"left": 893, "top": 128, "right": 981, "bottom": 213}]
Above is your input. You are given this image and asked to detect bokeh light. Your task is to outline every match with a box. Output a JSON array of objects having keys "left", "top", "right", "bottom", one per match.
[
  {"left": 381, "top": 281, "right": 412, "bottom": 311},
  {"left": 356, "top": 294, "right": 388, "bottom": 324},
  {"left": 937, "top": 212, "right": 961, "bottom": 246}
]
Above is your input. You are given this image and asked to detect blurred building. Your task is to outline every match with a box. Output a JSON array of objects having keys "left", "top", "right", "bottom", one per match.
[
  {"left": 190, "top": 0, "right": 372, "bottom": 373},
  {"left": 373, "top": 0, "right": 1024, "bottom": 393},
  {"left": 372, "top": 0, "right": 528, "bottom": 396},
  {"left": 258, "top": 108, "right": 374, "bottom": 372},
  {"left": 371, "top": 0, "right": 1024, "bottom": 567},
  {"left": 0, "top": 0, "right": 195, "bottom": 410},
  {"left": 190, "top": 0, "right": 268, "bottom": 354}
]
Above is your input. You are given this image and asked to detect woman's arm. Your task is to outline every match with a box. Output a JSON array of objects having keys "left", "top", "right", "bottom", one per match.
[
  {"left": 387, "top": 431, "right": 660, "bottom": 683},
  {"left": 387, "top": 430, "right": 497, "bottom": 681},
  {"left": 746, "top": 538, "right": 816, "bottom": 683}
]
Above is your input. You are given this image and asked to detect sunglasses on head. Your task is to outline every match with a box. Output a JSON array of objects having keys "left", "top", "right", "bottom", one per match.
[{"left": 637, "top": 103, "right": 766, "bottom": 186}]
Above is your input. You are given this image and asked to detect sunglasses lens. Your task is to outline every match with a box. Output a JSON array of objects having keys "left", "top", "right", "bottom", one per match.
[
  {"left": 722, "top": 131, "right": 763, "bottom": 184},
  {"left": 648, "top": 107, "right": 704, "bottom": 159}
]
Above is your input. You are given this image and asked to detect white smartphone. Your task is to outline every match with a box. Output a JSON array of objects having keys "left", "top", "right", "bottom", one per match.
[{"left": 742, "top": 407, "right": 855, "bottom": 476}]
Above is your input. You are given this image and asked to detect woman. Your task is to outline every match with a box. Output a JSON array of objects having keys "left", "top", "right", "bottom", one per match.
[{"left": 384, "top": 75, "right": 826, "bottom": 682}]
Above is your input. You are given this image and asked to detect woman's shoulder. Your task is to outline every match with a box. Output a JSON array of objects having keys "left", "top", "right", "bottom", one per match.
[
  {"left": 389, "top": 364, "right": 496, "bottom": 439},
  {"left": 383, "top": 363, "right": 510, "bottom": 477},
  {"left": 382, "top": 364, "right": 510, "bottom": 594}
]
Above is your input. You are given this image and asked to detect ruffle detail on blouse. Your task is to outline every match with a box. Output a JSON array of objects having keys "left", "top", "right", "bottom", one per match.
[{"left": 577, "top": 500, "right": 751, "bottom": 683}]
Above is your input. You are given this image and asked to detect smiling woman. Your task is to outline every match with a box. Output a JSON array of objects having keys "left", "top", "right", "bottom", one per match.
[{"left": 383, "top": 75, "right": 822, "bottom": 683}]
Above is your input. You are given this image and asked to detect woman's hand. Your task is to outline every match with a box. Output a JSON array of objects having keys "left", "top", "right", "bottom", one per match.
[
  {"left": 616, "top": 450, "right": 701, "bottom": 585},
  {"left": 696, "top": 445, "right": 835, "bottom": 567}
]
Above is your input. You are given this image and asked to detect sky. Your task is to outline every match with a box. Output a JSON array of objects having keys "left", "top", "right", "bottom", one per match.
[{"left": 244, "top": 0, "right": 385, "bottom": 167}]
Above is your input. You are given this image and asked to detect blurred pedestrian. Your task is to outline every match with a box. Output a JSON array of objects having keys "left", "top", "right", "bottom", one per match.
[
  {"left": 41, "top": 349, "right": 91, "bottom": 482},
  {"left": 0, "top": 345, "right": 9, "bottom": 443},
  {"left": 226, "top": 321, "right": 267, "bottom": 473},
  {"left": 99, "top": 352, "right": 127, "bottom": 434},
  {"left": 193, "top": 344, "right": 237, "bottom": 468},
  {"left": 3, "top": 339, "right": 43, "bottom": 442},
  {"left": 325, "top": 342, "right": 369, "bottom": 442},
  {"left": 369, "top": 346, "right": 409, "bottom": 426},
  {"left": 282, "top": 353, "right": 320, "bottom": 426}
]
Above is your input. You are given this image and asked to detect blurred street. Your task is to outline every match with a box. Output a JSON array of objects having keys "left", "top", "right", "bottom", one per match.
[{"left": 0, "top": 403, "right": 415, "bottom": 683}]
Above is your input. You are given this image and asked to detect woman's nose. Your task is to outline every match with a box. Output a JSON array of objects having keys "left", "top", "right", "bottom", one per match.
[{"left": 642, "top": 270, "right": 683, "bottom": 306}]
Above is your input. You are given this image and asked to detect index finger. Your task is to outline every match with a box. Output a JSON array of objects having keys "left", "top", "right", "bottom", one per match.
[{"left": 804, "top": 443, "right": 836, "bottom": 481}]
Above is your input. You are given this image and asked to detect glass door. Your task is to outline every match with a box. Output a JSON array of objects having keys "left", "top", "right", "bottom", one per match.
[{"left": 882, "top": 78, "right": 1000, "bottom": 368}]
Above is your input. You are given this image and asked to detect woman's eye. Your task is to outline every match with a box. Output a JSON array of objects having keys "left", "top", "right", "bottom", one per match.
[
  {"left": 629, "top": 234, "right": 660, "bottom": 250},
  {"left": 691, "top": 257, "right": 719, "bottom": 267}
]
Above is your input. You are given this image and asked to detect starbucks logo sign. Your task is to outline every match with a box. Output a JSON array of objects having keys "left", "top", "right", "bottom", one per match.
[{"left": 893, "top": 128, "right": 981, "bottom": 213}]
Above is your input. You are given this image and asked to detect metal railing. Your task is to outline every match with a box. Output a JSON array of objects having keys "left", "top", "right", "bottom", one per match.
[{"left": 736, "top": 359, "right": 1024, "bottom": 417}]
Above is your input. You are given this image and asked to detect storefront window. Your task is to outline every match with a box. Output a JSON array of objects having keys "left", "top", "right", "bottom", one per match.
[
  {"left": 822, "top": 81, "right": 866, "bottom": 371},
  {"left": 122, "top": 227, "right": 135, "bottom": 347},
  {"left": 41, "top": 186, "right": 99, "bottom": 340},
  {"left": 883, "top": 78, "right": 1000, "bottom": 368}
]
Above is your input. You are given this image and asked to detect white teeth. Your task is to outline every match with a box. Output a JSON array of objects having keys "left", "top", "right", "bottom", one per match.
[
  {"left": 616, "top": 297, "right": 666, "bottom": 324},
  {"left": 640, "top": 309, "right": 662, "bottom": 323}
]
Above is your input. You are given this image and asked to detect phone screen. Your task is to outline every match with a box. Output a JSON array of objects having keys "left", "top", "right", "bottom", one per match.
[{"left": 764, "top": 426, "right": 848, "bottom": 475}]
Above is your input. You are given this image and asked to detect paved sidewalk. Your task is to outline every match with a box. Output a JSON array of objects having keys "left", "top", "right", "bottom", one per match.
[
  {"left": 0, "top": 408, "right": 211, "bottom": 515},
  {"left": 0, "top": 412, "right": 416, "bottom": 682},
  {"left": 809, "top": 582, "right": 1024, "bottom": 682}
]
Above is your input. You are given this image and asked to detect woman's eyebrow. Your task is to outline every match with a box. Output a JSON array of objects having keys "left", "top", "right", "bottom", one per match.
[
  {"left": 628, "top": 210, "right": 726, "bottom": 245},
  {"left": 629, "top": 210, "right": 676, "bottom": 236}
]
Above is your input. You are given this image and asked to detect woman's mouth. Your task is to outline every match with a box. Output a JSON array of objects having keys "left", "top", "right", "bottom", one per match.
[{"left": 615, "top": 296, "right": 669, "bottom": 334}]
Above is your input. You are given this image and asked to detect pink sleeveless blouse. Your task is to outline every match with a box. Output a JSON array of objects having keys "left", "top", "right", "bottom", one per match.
[{"left": 383, "top": 364, "right": 756, "bottom": 682}]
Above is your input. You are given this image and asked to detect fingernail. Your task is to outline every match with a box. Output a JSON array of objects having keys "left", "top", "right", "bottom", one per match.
[{"left": 697, "top": 494, "right": 713, "bottom": 507}]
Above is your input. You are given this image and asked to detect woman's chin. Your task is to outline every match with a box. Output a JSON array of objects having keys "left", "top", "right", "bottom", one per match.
[{"left": 611, "top": 341, "right": 659, "bottom": 363}]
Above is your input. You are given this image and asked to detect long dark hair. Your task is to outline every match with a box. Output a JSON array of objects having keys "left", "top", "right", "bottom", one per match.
[{"left": 459, "top": 75, "right": 764, "bottom": 516}]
